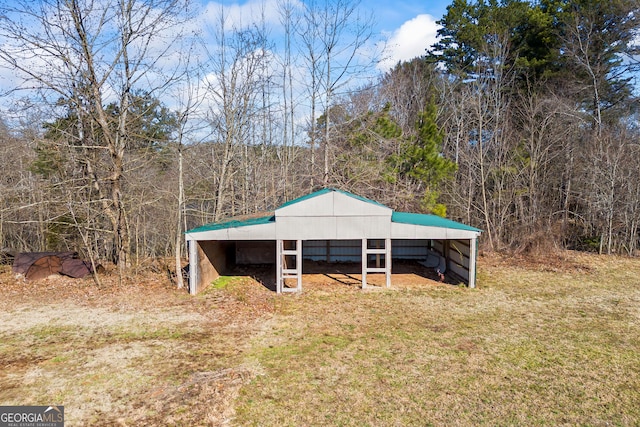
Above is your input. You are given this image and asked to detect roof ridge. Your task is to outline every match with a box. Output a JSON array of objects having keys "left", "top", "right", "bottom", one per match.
[{"left": 276, "top": 187, "right": 389, "bottom": 210}]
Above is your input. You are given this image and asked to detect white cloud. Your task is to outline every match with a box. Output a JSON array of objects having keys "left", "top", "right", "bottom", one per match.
[
  {"left": 378, "top": 14, "right": 440, "bottom": 72},
  {"left": 200, "top": 0, "right": 296, "bottom": 33}
]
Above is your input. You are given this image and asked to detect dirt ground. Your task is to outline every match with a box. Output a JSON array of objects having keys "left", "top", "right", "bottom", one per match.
[
  {"left": 0, "top": 262, "right": 262, "bottom": 425},
  {"left": 228, "top": 258, "right": 458, "bottom": 291}
]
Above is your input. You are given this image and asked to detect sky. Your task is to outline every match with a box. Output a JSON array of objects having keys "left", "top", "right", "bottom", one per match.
[
  {"left": 205, "top": 0, "right": 452, "bottom": 72},
  {"left": 366, "top": 0, "right": 450, "bottom": 70},
  {"left": 0, "top": 0, "right": 454, "bottom": 124}
]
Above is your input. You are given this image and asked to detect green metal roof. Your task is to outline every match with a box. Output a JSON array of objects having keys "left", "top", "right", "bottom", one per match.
[
  {"left": 391, "top": 211, "right": 482, "bottom": 232},
  {"left": 186, "top": 189, "right": 481, "bottom": 234},
  {"left": 186, "top": 214, "right": 275, "bottom": 233}
]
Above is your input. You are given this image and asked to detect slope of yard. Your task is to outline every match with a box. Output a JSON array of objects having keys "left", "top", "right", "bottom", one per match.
[{"left": 1, "top": 251, "right": 639, "bottom": 425}]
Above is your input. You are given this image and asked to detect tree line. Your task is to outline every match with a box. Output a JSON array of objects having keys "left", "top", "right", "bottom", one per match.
[{"left": 0, "top": 0, "right": 638, "bottom": 282}]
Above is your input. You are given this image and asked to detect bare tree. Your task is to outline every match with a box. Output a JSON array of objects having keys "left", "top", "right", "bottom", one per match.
[
  {"left": 172, "top": 76, "right": 203, "bottom": 288},
  {"left": 440, "top": 31, "right": 517, "bottom": 250},
  {"left": 299, "top": 0, "right": 376, "bottom": 187},
  {"left": 277, "top": 0, "right": 299, "bottom": 200},
  {"left": 0, "top": 0, "right": 191, "bottom": 273},
  {"left": 202, "top": 6, "right": 271, "bottom": 221},
  {"left": 511, "top": 85, "right": 576, "bottom": 239}
]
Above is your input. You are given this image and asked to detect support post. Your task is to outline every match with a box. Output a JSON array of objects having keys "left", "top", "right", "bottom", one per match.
[
  {"left": 276, "top": 239, "right": 283, "bottom": 294},
  {"left": 188, "top": 239, "right": 199, "bottom": 295},
  {"left": 444, "top": 240, "right": 450, "bottom": 279},
  {"left": 296, "top": 239, "right": 302, "bottom": 291},
  {"left": 385, "top": 237, "right": 392, "bottom": 288},
  {"left": 468, "top": 237, "right": 477, "bottom": 288},
  {"left": 362, "top": 238, "right": 388, "bottom": 289},
  {"left": 361, "top": 238, "right": 367, "bottom": 288},
  {"left": 277, "top": 239, "right": 303, "bottom": 293}
]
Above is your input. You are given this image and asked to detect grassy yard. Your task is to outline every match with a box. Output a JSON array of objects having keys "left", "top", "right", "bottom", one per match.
[{"left": 0, "top": 251, "right": 639, "bottom": 425}]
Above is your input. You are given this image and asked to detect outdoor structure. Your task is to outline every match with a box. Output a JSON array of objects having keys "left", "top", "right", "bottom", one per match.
[{"left": 184, "top": 188, "right": 482, "bottom": 295}]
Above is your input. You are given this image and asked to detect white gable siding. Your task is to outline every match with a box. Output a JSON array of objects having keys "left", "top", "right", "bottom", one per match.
[
  {"left": 275, "top": 191, "right": 392, "bottom": 218},
  {"left": 274, "top": 190, "right": 392, "bottom": 240},
  {"left": 276, "top": 192, "right": 336, "bottom": 216},
  {"left": 331, "top": 192, "right": 391, "bottom": 217}
]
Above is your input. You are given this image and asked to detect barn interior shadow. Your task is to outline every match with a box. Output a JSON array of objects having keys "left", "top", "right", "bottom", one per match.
[{"left": 224, "top": 259, "right": 457, "bottom": 293}]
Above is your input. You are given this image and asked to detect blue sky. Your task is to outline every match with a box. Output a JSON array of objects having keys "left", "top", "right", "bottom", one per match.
[
  {"left": 372, "top": 0, "right": 450, "bottom": 70},
  {"left": 0, "top": 0, "right": 455, "bottom": 122},
  {"left": 367, "top": 0, "right": 450, "bottom": 32},
  {"left": 202, "top": 0, "right": 452, "bottom": 71}
]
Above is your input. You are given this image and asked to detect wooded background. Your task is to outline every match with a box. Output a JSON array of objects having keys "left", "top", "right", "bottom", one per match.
[{"left": 0, "top": 0, "right": 638, "bottom": 278}]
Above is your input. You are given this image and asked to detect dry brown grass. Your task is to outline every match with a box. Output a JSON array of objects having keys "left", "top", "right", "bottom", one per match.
[
  {"left": 0, "top": 268, "right": 271, "bottom": 426},
  {"left": 1, "top": 251, "right": 639, "bottom": 426}
]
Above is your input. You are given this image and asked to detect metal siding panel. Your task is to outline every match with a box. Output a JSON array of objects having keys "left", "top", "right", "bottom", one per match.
[
  {"left": 332, "top": 192, "right": 392, "bottom": 217},
  {"left": 448, "top": 250, "right": 469, "bottom": 268},
  {"left": 393, "top": 239, "right": 429, "bottom": 247},
  {"left": 391, "top": 222, "right": 480, "bottom": 240},
  {"left": 276, "top": 192, "right": 335, "bottom": 217},
  {"left": 390, "top": 222, "right": 418, "bottom": 239},
  {"left": 391, "top": 239, "right": 430, "bottom": 259},
  {"left": 330, "top": 240, "right": 360, "bottom": 262},
  {"left": 276, "top": 191, "right": 392, "bottom": 218},
  {"left": 391, "top": 223, "right": 450, "bottom": 239},
  {"left": 302, "top": 240, "right": 361, "bottom": 262},
  {"left": 445, "top": 229, "right": 481, "bottom": 240},
  {"left": 184, "top": 228, "right": 229, "bottom": 241},
  {"left": 227, "top": 223, "right": 276, "bottom": 240},
  {"left": 449, "top": 262, "right": 469, "bottom": 282},
  {"left": 424, "top": 227, "right": 454, "bottom": 240},
  {"left": 303, "top": 241, "right": 327, "bottom": 259},
  {"left": 335, "top": 216, "right": 390, "bottom": 239},
  {"left": 468, "top": 238, "right": 477, "bottom": 288},
  {"left": 276, "top": 217, "right": 337, "bottom": 240},
  {"left": 189, "top": 239, "right": 198, "bottom": 295},
  {"left": 451, "top": 240, "right": 471, "bottom": 257},
  {"left": 185, "top": 223, "right": 276, "bottom": 241}
]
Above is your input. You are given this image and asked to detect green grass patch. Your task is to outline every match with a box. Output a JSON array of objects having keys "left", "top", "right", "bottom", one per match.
[
  {"left": 234, "top": 254, "right": 640, "bottom": 426},
  {"left": 210, "top": 275, "right": 241, "bottom": 290}
]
